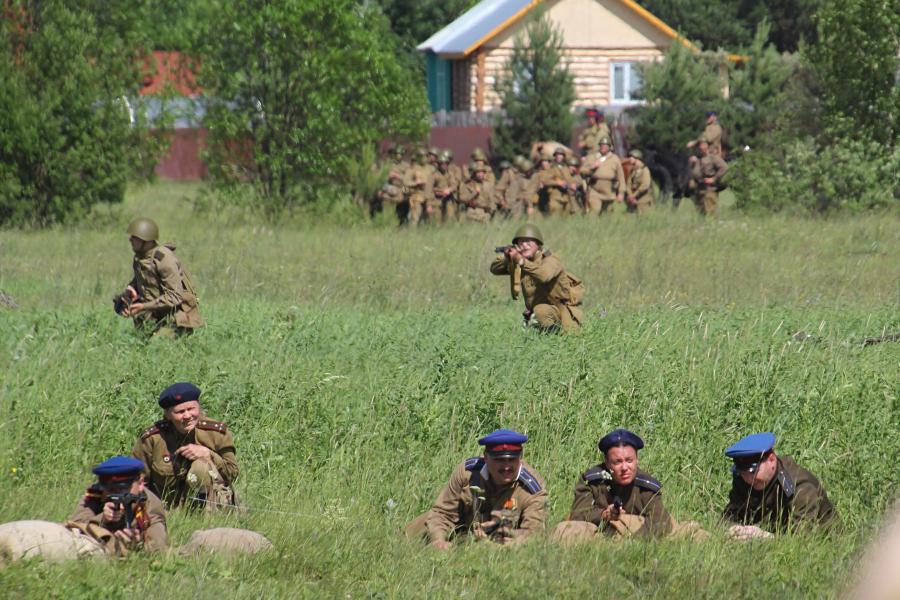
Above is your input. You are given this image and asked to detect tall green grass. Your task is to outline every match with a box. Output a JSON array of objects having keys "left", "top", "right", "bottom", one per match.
[{"left": 0, "top": 183, "right": 897, "bottom": 598}]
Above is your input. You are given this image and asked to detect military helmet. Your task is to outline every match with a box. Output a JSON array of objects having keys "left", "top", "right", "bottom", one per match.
[
  {"left": 598, "top": 137, "right": 611, "bottom": 146},
  {"left": 566, "top": 156, "right": 580, "bottom": 167},
  {"left": 444, "top": 148, "right": 454, "bottom": 159},
  {"left": 438, "top": 151, "right": 451, "bottom": 163},
  {"left": 471, "top": 147, "right": 487, "bottom": 161},
  {"left": 469, "top": 161, "right": 488, "bottom": 173},
  {"left": 521, "top": 159, "right": 534, "bottom": 172},
  {"left": 127, "top": 217, "right": 159, "bottom": 242},
  {"left": 628, "top": 149, "right": 644, "bottom": 160},
  {"left": 553, "top": 146, "right": 566, "bottom": 156},
  {"left": 513, "top": 155, "right": 527, "bottom": 169},
  {"left": 428, "top": 146, "right": 439, "bottom": 156},
  {"left": 512, "top": 223, "right": 544, "bottom": 246}
]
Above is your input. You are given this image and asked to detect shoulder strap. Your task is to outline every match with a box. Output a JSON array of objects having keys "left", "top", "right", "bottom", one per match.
[
  {"left": 197, "top": 418, "right": 227, "bottom": 433},
  {"left": 777, "top": 466, "right": 796, "bottom": 498},
  {"left": 634, "top": 473, "right": 663, "bottom": 493},
  {"left": 517, "top": 467, "right": 542, "bottom": 494},
  {"left": 465, "top": 457, "right": 485, "bottom": 490},
  {"left": 140, "top": 420, "right": 165, "bottom": 441},
  {"left": 582, "top": 465, "right": 611, "bottom": 485}
]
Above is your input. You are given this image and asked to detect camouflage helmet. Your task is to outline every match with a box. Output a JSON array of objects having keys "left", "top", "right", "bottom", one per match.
[
  {"left": 512, "top": 223, "right": 544, "bottom": 246},
  {"left": 566, "top": 156, "right": 580, "bottom": 167},
  {"left": 127, "top": 217, "right": 159, "bottom": 242},
  {"left": 471, "top": 147, "right": 487, "bottom": 161},
  {"left": 628, "top": 149, "right": 644, "bottom": 160}
]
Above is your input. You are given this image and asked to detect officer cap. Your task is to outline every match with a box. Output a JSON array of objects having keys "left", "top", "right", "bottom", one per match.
[
  {"left": 598, "top": 137, "right": 611, "bottom": 147},
  {"left": 628, "top": 149, "right": 644, "bottom": 160},
  {"left": 566, "top": 156, "right": 580, "bottom": 167},
  {"left": 725, "top": 432, "right": 775, "bottom": 473},
  {"left": 512, "top": 223, "right": 543, "bottom": 245},
  {"left": 585, "top": 108, "right": 599, "bottom": 119},
  {"left": 598, "top": 428, "right": 644, "bottom": 453},
  {"left": 158, "top": 382, "right": 202, "bottom": 409},
  {"left": 553, "top": 147, "right": 566, "bottom": 156},
  {"left": 92, "top": 456, "right": 145, "bottom": 481},
  {"left": 127, "top": 217, "right": 159, "bottom": 242},
  {"left": 471, "top": 147, "right": 487, "bottom": 161},
  {"left": 706, "top": 110, "right": 717, "bottom": 117},
  {"left": 479, "top": 429, "right": 528, "bottom": 457},
  {"left": 499, "top": 160, "right": 512, "bottom": 170}
]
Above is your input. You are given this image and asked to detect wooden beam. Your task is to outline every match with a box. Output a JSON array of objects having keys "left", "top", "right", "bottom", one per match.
[{"left": 475, "top": 51, "right": 486, "bottom": 111}]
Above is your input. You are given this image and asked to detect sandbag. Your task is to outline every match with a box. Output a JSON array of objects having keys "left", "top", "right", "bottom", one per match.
[
  {"left": 178, "top": 528, "right": 273, "bottom": 556},
  {"left": 0, "top": 520, "right": 105, "bottom": 564}
]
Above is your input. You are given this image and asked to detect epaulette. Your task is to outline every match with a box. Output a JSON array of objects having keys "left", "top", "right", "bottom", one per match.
[
  {"left": 197, "top": 418, "right": 227, "bottom": 433},
  {"left": 517, "top": 467, "right": 542, "bottom": 494},
  {"left": 83, "top": 484, "right": 104, "bottom": 501},
  {"left": 634, "top": 473, "right": 662, "bottom": 493},
  {"left": 464, "top": 457, "right": 484, "bottom": 472},
  {"left": 582, "top": 465, "right": 612, "bottom": 485},
  {"left": 777, "top": 468, "right": 795, "bottom": 498},
  {"left": 140, "top": 421, "right": 164, "bottom": 441}
]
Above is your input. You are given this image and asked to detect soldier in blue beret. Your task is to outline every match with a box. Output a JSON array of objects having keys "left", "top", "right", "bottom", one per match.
[
  {"left": 405, "top": 429, "right": 548, "bottom": 549},
  {"left": 66, "top": 455, "right": 168, "bottom": 556},
  {"left": 723, "top": 433, "right": 836, "bottom": 540},
  {"left": 553, "top": 428, "right": 673, "bottom": 542},
  {"left": 132, "top": 382, "right": 240, "bottom": 511}
]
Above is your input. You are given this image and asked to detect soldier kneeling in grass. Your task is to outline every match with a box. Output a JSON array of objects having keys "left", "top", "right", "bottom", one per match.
[{"left": 405, "top": 429, "right": 549, "bottom": 549}]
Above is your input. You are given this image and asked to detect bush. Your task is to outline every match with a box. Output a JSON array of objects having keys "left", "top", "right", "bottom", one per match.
[{"left": 730, "top": 137, "right": 900, "bottom": 212}]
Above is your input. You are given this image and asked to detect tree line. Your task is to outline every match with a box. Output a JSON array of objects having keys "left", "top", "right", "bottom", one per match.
[{"left": 0, "top": 0, "right": 897, "bottom": 226}]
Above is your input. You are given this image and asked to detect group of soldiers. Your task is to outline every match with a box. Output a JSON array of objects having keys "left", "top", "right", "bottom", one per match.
[
  {"left": 406, "top": 428, "right": 836, "bottom": 548},
  {"left": 377, "top": 110, "right": 730, "bottom": 224}
]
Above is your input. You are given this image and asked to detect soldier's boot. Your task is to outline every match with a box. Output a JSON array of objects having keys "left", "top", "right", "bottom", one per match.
[
  {"left": 550, "top": 521, "right": 597, "bottom": 545},
  {"left": 403, "top": 511, "right": 431, "bottom": 541},
  {"left": 532, "top": 304, "right": 561, "bottom": 332}
]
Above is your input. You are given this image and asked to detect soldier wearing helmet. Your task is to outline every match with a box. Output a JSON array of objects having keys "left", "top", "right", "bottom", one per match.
[
  {"left": 116, "top": 218, "right": 203, "bottom": 337},
  {"left": 625, "top": 149, "right": 653, "bottom": 215},
  {"left": 459, "top": 162, "right": 495, "bottom": 223},
  {"left": 537, "top": 147, "right": 574, "bottom": 216},
  {"left": 494, "top": 159, "right": 516, "bottom": 217},
  {"left": 687, "top": 111, "right": 724, "bottom": 157},
  {"left": 578, "top": 109, "right": 611, "bottom": 155},
  {"left": 462, "top": 147, "right": 495, "bottom": 184},
  {"left": 566, "top": 156, "right": 586, "bottom": 215},
  {"left": 580, "top": 137, "right": 626, "bottom": 216},
  {"left": 510, "top": 159, "right": 539, "bottom": 218},
  {"left": 431, "top": 151, "right": 460, "bottom": 223},
  {"left": 403, "top": 148, "right": 432, "bottom": 226},
  {"left": 490, "top": 224, "right": 584, "bottom": 332}
]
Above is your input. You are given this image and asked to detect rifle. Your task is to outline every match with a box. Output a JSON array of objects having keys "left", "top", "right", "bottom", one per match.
[{"left": 495, "top": 246, "right": 522, "bottom": 301}]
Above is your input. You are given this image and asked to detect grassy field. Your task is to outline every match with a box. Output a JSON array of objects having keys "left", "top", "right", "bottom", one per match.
[{"left": 0, "top": 182, "right": 898, "bottom": 598}]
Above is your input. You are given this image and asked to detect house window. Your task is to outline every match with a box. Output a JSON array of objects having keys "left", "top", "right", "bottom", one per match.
[{"left": 610, "top": 62, "right": 643, "bottom": 104}]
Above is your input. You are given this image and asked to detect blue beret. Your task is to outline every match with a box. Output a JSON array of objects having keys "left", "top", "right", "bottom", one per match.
[
  {"left": 598, "top": 428, "right": 644, "bottom": 453},
  {"left": 92, "top": 456, "right": 145, "bottom": 479},
  {"left": 725, "top": 432, "right": 775, "bottom": 459},
  {"left": 158, "top": 382, "right": 202, "bottom": 409},
  {"left": 478, "top": 429, "right": 528, "bottom": 447},
  {"left": 706, "top": 110, "right": 717, "bottom": 117}
]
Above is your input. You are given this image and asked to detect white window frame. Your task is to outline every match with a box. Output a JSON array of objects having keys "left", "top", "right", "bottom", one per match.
[{"left": 609, "top": 62, "right": 644, "bottom": 105}]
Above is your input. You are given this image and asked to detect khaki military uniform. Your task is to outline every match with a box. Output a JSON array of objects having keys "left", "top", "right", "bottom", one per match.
[
  {"left": 431, "top": 167, "right": 460, "bottom": 223},
  {"left": 494, "top": 168, "right": 516, "bottom": 215},
  {"left": 490, "top": 250, "right": 584, "bottom": 332},
  {"left": 132, "top": 418, "right": 239, "bottom": 510},
  {"left": 580, "top": 152, "right": 626, "bottom": 215},
  {"left": 129, "top": 243, "right": 203, "bottom": 336},
  {"left": 510, "top": 171, "right": 539, "bottom": 217},
  {"left": 700, "top": 121, "right": 724, "bottom": 156},
  {"left": 404, "top": 163, "right": 432, "bottom": 227},
  {"left": 579, "top": 123, "right": 611, "bottom": 154},
  {"left": 567, "top": 170, "right": 586, "bottom": 214},
  {"left": 626, "top": 161, "right": 653, "bottom": 214},
  {"left": 691, "top": 153, "right": 728, "bottom": 216},
  {"left": 459, "top": 177, "right": 495, "bottom": 223},
  {"left": 723, "top": 456, "right": 836, "bottom": 532},
  {"left": 559, "top": 466, "right": 671, "bottom": 539},
  {"left": 537, "top": 164, "right": 573, "bottom": 216},
  {"left": 405, "top": 458, "right": 548, "bottom": 546},
  {"left": 67, "top": 486, "right": 168, "bottom": 556},
  {"left": 461, "top": 163, "right": 495, "bottom": 185}
]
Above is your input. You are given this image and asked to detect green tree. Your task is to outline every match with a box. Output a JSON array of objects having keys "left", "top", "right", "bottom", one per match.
[
  {"left": 725, "top": 21, "right": 793, "bottom": 150},
  {"left": 629, "top": 42, "right": 723, "bottom": 155},
  {"left": 493, "top": 13, "right": 576, "bottom": 160},
  {"left": 198, "top": 0, "right": 428, "bottom": 215},
  {"left": 0, "top": 0, "right": 161, "bottom": 227},
  {"left": 807, "top": 0, "right": 900, "bottom": 146}
]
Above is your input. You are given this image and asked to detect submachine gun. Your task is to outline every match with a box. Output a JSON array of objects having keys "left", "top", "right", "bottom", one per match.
[{"left": 105, "top": 491, "right": 148, "bottom": 530}]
